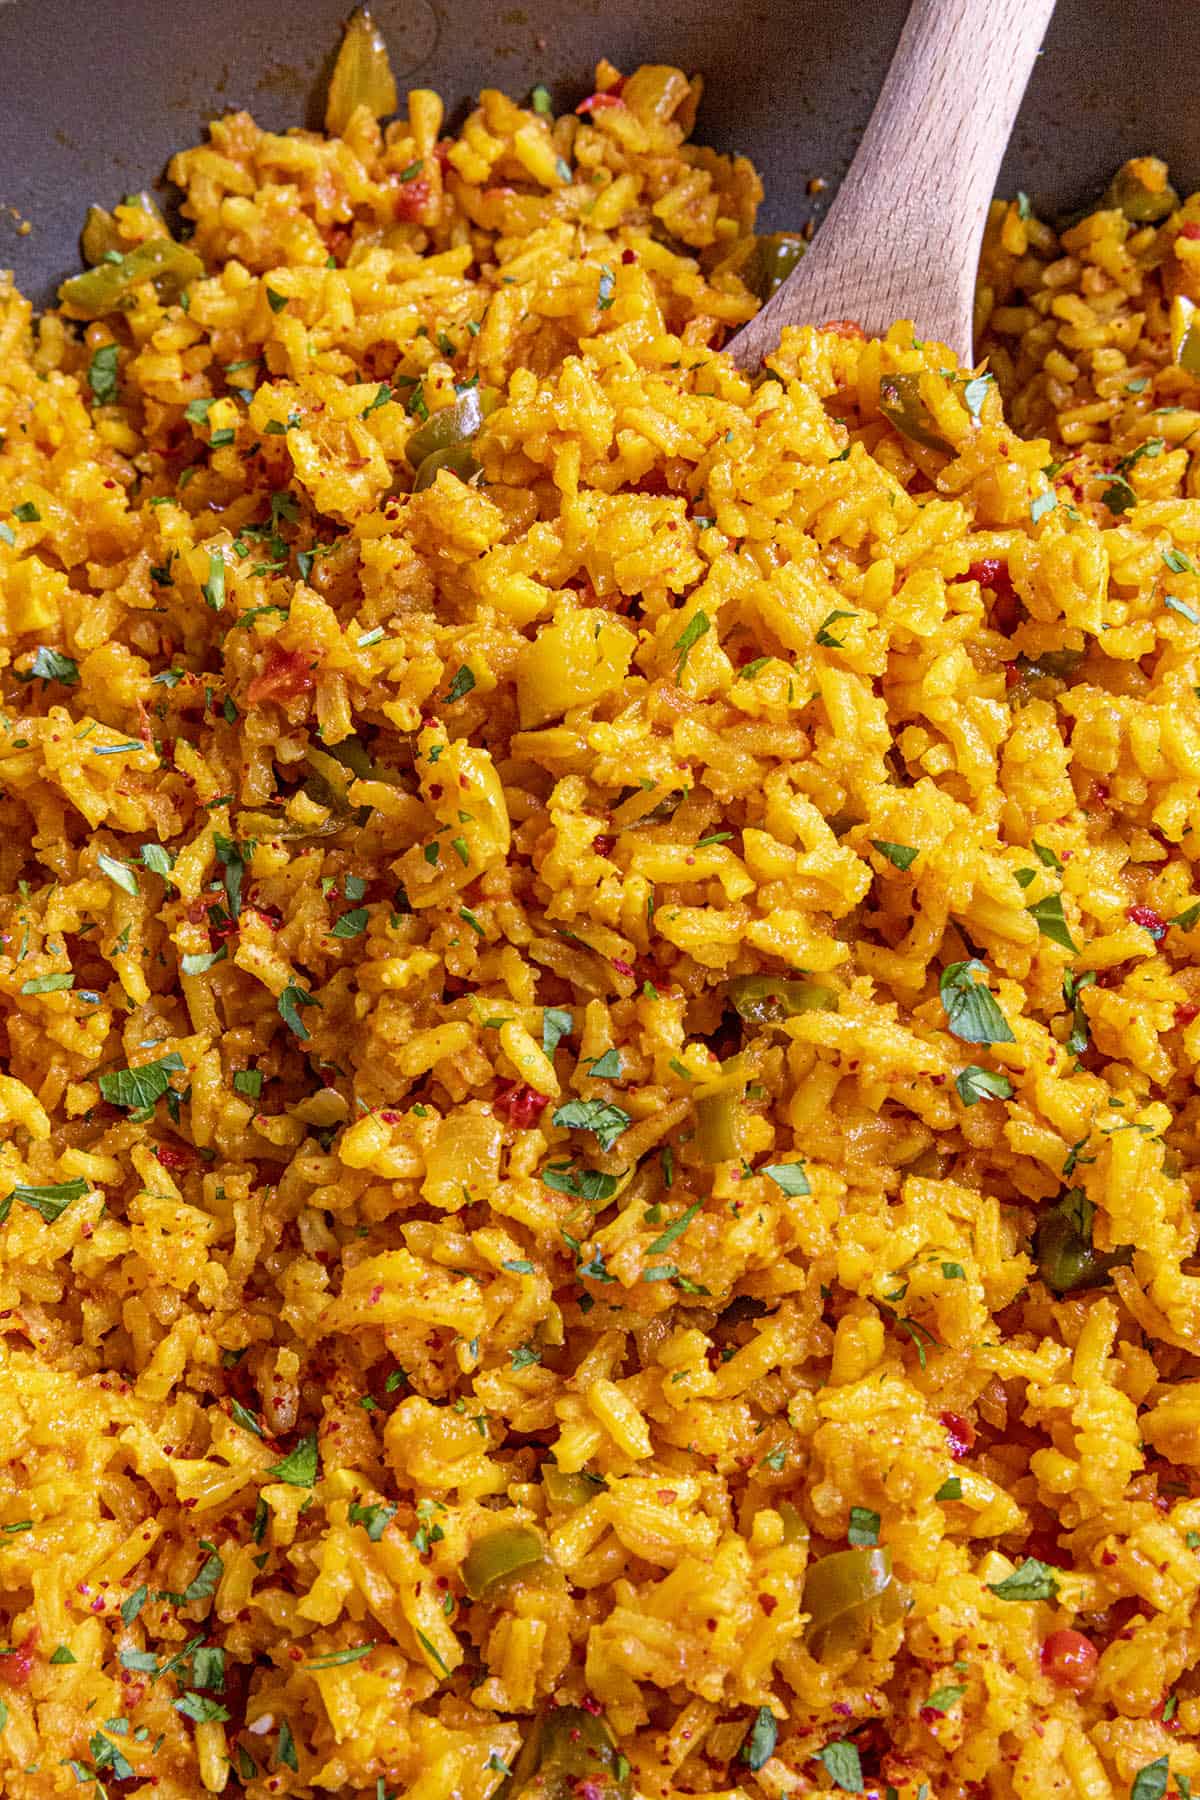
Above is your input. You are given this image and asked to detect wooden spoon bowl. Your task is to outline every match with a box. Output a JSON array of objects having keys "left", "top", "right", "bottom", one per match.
[{"left": 726, "top": 0, "right": 1058, "bottom": 371}]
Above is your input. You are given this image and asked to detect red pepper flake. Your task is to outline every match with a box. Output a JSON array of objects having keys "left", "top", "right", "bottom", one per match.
[
  {"left": 592, "top": 834, "right": 614, "bottom": 856},
  {"left": 1180, "top": 222, "right": 1200, "bottom": 240},
  {"left": 940, "top": 1410, "right": 975, "bottom": 1460},
  {"left": 656, "top": 1489, "right": 677, "bottom": 1504},
  {"left": 492, "top": 1081, "right": 550, "bottom": 1128},
  {"left": 1126, "top": 903, "right": 1167, "bottom": 941},
  {"left": 822, "top": 318, "right": 866, "bottom": 339},
  {"left": 757, "top": 1593, "right": 778, "bottom": 1616},
  {"left": 610, "top": 958, "right": 635, "bottom": 978},
  {"left": 1175, "top": 1003, "right": 1199, "bottom": 1027}
]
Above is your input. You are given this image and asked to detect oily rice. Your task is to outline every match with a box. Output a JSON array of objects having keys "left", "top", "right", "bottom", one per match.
[{"left": 1, "top": 18, "right": 1200, "bottom": 1800}]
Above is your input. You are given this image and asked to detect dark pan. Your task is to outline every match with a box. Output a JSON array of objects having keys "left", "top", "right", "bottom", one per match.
[{"left": 1, "top": 0, "right": 1197, "bottom": 312}]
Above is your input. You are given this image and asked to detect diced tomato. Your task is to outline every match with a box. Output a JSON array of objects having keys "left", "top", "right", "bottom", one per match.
[
  {"left": 0, "top": 1633, "right": 37, "bottom": 1687},
  {"left": 492, "top": 1081, "right": 550, "bottom": 1127},
  {"left": 629, "top": 469, "right": 671, "bottom": 496},
  {"left": 1180, "top": 222, "right": 1200, "bottom": 241},
  {"left": 1041, "top": 1629, "right": 1097, "bottom": 1691},
  {"left": 394, "top": 176, "right": 433, "bottom": 223},
  {"left": 1126, "top": 903, "right": 1167, "bottom": 941},
  {"left": 154, "top": 1141, "right": 198, "bottom": 1171},
  {"left": 575, "top": 91, "right": 625, "bottom": 114},
  {"left": 246, "top": 646, "right": 316, "bottom": 707},
  {"left": 822, "top": 318, "right": 865, "bottom": 339},
  {"left": 940, "top": 1410, "right": 976, "bottom": 1460},
  {"left": 592, "top": 835, "right": 614, "bottom": 856},
  {"left": 1175, "top": 1002, "right": 1199, "bottom": 1027}
]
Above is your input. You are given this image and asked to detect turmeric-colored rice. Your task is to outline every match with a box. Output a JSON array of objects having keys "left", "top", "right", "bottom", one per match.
[{"left": 3, "top": 24, "right": 1200, "bottom": 1800}]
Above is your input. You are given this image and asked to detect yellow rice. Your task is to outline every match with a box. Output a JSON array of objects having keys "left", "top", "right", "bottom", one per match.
[{"left": 1, "top": 32, "right": 1200, "bottom": 1800}]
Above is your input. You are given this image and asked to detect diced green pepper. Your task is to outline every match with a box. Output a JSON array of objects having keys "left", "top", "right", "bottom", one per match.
[
  {"left": 542, "top": 1463, "right": 607, "bottom": 1506},
  {"left": 404, "top": 386, "right": 500, "bottom": 468},
  {"left": 694, "top": 1088, "right": 741, "bottom": 1163},
  {"left": 462, "top": 1524, "right": 544, "bottom": 1600},
  {"left": 1105, "top": 157, "right": 1178, "bottom": 224},
  {"left": 878, "top": 373, "right": 954, "bottom": 456},
  {"left": 500, "top": 1705, "right": 632, "bottom": 1800},
  {"left": 727, "top": 974, "right": 838, "bottom": 1025},
  {"left": 1034, "top": 1189, "right": 1133, "bottom": 1295},
  {"left": 802, "top": 1546, "right": 904, "bottom": 1659},
  {"left": 750, "top": 232, "right": 807, "bottom": 302},
  {"left": 413, "top": 442, "right": 483, "bottom": 492},
  {"left": 1170, "top": 296, "right": 1200, "bottom": 375},
  {"left": 59, "top": 238, "right": 204, "bottom": 318}
]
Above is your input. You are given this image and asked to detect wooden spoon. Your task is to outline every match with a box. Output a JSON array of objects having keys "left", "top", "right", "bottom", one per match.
[{"left": 726, "top": 0, "right": 1057, "bottom": 371}]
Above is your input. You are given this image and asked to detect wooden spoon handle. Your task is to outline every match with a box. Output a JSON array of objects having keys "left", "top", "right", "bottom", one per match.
[{"left": 728, "top": 0, "right": 1057, "bottom": 369}]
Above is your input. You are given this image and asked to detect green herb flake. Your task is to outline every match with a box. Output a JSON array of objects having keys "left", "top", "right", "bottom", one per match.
[
  {"left": 925, "top": 1683, "right": 967, "bottom": 1713},
  {"left": 278, "top": 983, "right": 321, "bottom": 1040},
  {"left": 585, "top": 1049, "right": 622, "bottom": 1080},
  {"left": 935, "top": 1476, "right": 963, "bottom": 1501},
  {"left": 1165, "top": 594, "right": 1200, "bottom": 625},
  {"left": 98, "top": 1051, "right": 185, "bottom": 1119},
  {"left": 1027, "top": 892, "right": 1079, "bottom": 953},
  {"left": 181, "top": 947, "right": 226, "bottom": 976},
  {"left": 645, "top": 1201, "right": 701, "bottom": 1254},
  {"left": 349, "top": 1501, "right": 396, "bottom": 1542},
  {"left": 673, "top": 609, "right": 710, "bottom": 681},
  {"left": 97, "top": 851, "right": 139, "bottom": 896},
  {"left": 276, "top": 1719, "right": 298, "bottom": 1771},
  {"left": 552, "top": 1097, "right": 631, "bottom": 1151},
  {"left": 762, "top": 1161, "right": 810, "bottom": 1196},
  {"left": 445, "top": 664, "right": 475, "bottom": 703},
  {"left": 816, "top": 608, "right": 857, "bottom": 648},
  {"left": 986, "top": 1556, "right": 1060, "bottom": 1601},
  {"left": 233, "top": 1068, "right": 263, "bottom": 1100},
  {"left": 530, "top": 82, "right": 552, "bottom": 114},
  {"left": 20, "top": 646, "right": 80, "bottom": 687},
  {"left": 1130, "top": 1758, "right": 1170, "bottom": 1800},
  {"left": 201, "top": 550, "right": 226, "bottom": 612},
  {"left": 955, "top": 1064, "right": 1014, "bottom": 1106},
  {"left": 847, "top": 1506, "right": 880, "bottom": 1546},
  {"left": 939, "top": 960, "right": 1014, "bottom": 1045},
  {"left": 542, "top": 1008, "right": 573, "bottom": 1056},
  {"left": 265, "top": 288, "right": 289, "bottom": 313},
  {"left": 20, "top": 971, "right": 74, "bottom": 995},
  {"left": 1163, "top": 546, "right": 1193, "bottom": 574},
  {"left": 1030, "top": 490, "right": 1057, "bottom": 524},
  {"left": 741, "top": 1706, "right": 777, "bottom": 1772},
  {"left": 871, "top": 839, "right": 918, "bottom": 872},
  {"left": 331, "top": 906, "right": 368, "bottom": 939},
  {"left": 49, "top": 1644, "right": 77, "bottom": 1664},
  {"left": 816, "top": 1740, "right": 864, "bottom": 1793},
  {"left": 265, "top": 1431, "right": 318, "bottom": 1488}
]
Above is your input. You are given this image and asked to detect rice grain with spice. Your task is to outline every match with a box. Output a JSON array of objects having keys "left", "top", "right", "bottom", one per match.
[{"left": 1, "top": 13, "right": 1200, "bottom": 1800}]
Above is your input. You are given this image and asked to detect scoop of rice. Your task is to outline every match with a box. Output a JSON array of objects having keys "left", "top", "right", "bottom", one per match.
[{"left": 0, "top": 34, "right": 1199, "bottom": 1800}]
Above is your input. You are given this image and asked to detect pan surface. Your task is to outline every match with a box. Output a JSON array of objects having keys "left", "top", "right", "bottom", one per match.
[{"left": 0, "top": 0, "right": 1197, "bottom": 309}]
